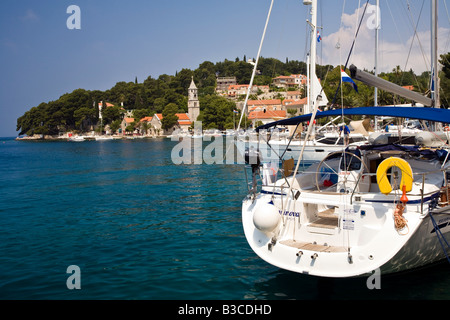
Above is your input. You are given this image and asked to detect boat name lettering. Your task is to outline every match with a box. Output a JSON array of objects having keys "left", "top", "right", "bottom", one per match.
[
  {"left": 438, "top": 216, "right": 450, "bottom": 225},
  {"left": 279, "top": 210, "right": 300, "bottom": 217}
]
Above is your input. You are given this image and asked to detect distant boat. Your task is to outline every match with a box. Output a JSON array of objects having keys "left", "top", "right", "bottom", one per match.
[
  {"left": 167, "top": 129, "right": 191, "bottom": 139},
  {"left": 95, "top": 135, "right": 114, "bottom": 141},
  {"left": 203, "top": 129, "right": 222, "bottom": 137},
  {"left": 225, "top": 129, "right": 236, "bottom": 136},
  {"left": 68, "top": 135, "right": 85, "bottom": 142},
  {"left": 192, "top": 131, "right": 203, "bottom": 139}
]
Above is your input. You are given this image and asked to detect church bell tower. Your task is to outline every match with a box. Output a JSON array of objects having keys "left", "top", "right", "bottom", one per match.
[{"left": 188, "top": 77, "right": 200, "bottom": 123}]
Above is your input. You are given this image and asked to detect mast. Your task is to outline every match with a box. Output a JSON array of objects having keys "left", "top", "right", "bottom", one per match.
[
  {"left": 374, "top": 0, "right": 379, "bottom": 108},
  {"left": 306, "top": 53, "right": 310, "bottom": 113},
  {"left": 304, "top": 0, "right": 317, "bottom": 114},
  {"left": 431, "top": 0, "right": 439, "bottom": 108},
  {"left": 374, "top": 0, "right": 379, "bottom": 130},
  {"left": 284, "top": 0, "right": 321, "bottom": 210}
]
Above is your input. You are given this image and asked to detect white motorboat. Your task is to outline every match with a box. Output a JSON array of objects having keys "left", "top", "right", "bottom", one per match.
[
  {"left": 167, "top": 129, "right": 192, "bottom": 139},
  {"left": 68, "top": 135, "right": 85, "bottom": 142},
  {"left": 203, "top": 129, "right": 223, "bottom": 137}
]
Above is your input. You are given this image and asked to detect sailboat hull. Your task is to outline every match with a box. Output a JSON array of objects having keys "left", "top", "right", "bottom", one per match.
[
  {"left": 242, "top": 192, "right": 450, "bottom": 278},
  {"left": 381, "top": 211, "right": 450, "bottom": 274}
]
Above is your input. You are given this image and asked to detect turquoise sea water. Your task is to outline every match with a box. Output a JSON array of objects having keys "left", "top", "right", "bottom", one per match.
[{"left": 0, "top": 137, "right": 449, "bottom": 300}]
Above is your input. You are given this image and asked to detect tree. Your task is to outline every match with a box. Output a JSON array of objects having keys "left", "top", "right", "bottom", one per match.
[
  {"left": 102, "top": 105, "right": 122, "bottom": 124},
  {"left": 134, "top": 91, "right": 143, "bottom": 109},
  {"left": 20, "top": 55, "right": 449, "bottom": 136},
  {"left": 161, "top": 103, "right": 179, "bottom": 130},
  {"left": 194, "top": 61, "right": 216, "bottom": 94},
  {"left": 198, "top": 95, "right": 236, "bottom": 130},
  {"left": 110, "top": 119, "right": 121, "bottom": 134},
  {"left": 171, "top": 68, "right": 194, "bottom": 95},
  {"left": 439, "top": 52, "right": 450, "bottom": 107},
  {"left": 287, "top": 109, "right": 297, "bottom": 118},
  {"left": 133, "top": 109, "right": 149, "bottom": 121},
  {"left": 125, "top": 124, "right": 135, "bottom": 133},
  {"left": 74, "top": 107, "right": 96, "bottom": 131},
  {"left": 140, "top": 122, "right": 150, "bottom": 135}
]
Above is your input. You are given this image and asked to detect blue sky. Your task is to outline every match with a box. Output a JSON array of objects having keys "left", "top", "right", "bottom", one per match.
[{"left": 1, "top": 0, "right": 449, "bottom": 137}]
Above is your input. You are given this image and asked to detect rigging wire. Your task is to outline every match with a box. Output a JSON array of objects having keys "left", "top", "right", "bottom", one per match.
[
  {"left": 331, "top": 0, "right": 371, "bottom": 107},
  {"left": 352, "top": 0, "right": 362, "bottom": 61},
  {"left": 237, "top": 0, "right": 274, "bottom": 132},
  {"left": 439, "top": 0, "right": 450, "bottom": 107},
  {"left": 223, "top": 0, "right": 273, "bottom": 165},
  {"left": 443, "top": 0, "right": 450, "bottom": 52},
  {"left": 402, "top": 0, "right": 430, "bottom": 81},
  {"left": 400, "top": 0, "right": 426, "bottom": 92},
  {"left": 429, "top": 212, "right": 450, "bottom": 264}
]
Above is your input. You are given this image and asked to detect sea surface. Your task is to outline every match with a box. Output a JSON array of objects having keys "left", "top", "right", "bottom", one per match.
[{"left": 0, "top": 136, "right": 449, "bottom": 300}]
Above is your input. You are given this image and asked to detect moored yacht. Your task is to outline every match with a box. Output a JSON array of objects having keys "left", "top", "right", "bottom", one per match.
[{"left": 242, "top": 106, "right": 450, "bottom": 277}]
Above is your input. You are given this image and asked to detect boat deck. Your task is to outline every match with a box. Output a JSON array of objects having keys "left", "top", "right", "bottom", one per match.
[
  {"left": 309, "top": 208, "right": 339, "bottom": 229},
  {"left": 279, "top": 240, "right": 347, "bottom": 252},
  {"left": 280, "top": 208, "right": 346, "bottom": 252}
]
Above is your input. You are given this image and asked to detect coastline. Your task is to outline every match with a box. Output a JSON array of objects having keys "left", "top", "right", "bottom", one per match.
[{"left": 15, "top": 134, "right": 167, "bottom": 141}]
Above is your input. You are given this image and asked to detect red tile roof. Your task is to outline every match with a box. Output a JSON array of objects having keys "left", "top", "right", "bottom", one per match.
[
  {"left": 247, "top": 99, "right": 282, "bottom": 106},
  {"left": 140, "top": 116, "right": 153, "bottom": 122},
  {"left": 153, "top": 113, "right": 191, "bottom": 125},
  {"left": 175, "top": 113, "right": 190, "bottom": 120},
  {"left": 98, "top": 102, "right": 115, "bottom": 107},
  {"left": 283, "top": 98, "right": 307, "bottom": 105},
  {"left": 248, "top": 110, "right": 286, "bottom": 120}
]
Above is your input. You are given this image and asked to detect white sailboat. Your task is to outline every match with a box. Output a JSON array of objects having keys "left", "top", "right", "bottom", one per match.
[
  {"left": 237, "top": 0, "right": 367, "bottom": 165},
  {"left": 95, "top": 135, "right": 114, "bottom": 141},
  {"left": 241, "top": 0, "right": 450, "bottom": 278}
]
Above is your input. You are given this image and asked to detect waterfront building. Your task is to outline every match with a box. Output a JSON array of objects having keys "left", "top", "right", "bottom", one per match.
[
  {"left": 226, "top": 84, "right": 269, "bottom": 98},
  {"left": 216, "top": 76, "right": 237, "bottom": 92},
  {"left": 150, "top": 113, "right": 192, "bottom": 136},
  {"left": 247, "top": 99, "right": 283, "bottom": 111},
  {"left": 248, "top": 109, "right": 287, "bottom": 126},
  {"left": 272, "top": 74, "right": 307, "bottom": 89},
  {"left": 283, "top": 98, "right": 307, "bottom": 116}
]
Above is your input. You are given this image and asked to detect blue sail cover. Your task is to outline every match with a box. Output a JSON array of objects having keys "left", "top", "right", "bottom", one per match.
[{"left": 256, "top": 106, "right": 450, "bottom": 131}]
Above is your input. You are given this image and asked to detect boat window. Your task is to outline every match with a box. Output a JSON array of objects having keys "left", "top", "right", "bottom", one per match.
[
  {"left": 349, "top": 137, "right": 366, "bottom": 143},
  {"left": 317, "top": 137, "right": 342, "bottom": 145},
  {"left": 340, "top": 150, "right": 362, "bottom": 171}
]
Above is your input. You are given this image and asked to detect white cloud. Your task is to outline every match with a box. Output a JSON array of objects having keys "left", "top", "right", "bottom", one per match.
[
  {"left": 321, "top": 5, "right": 449, "bottom": 75},
  {"left": 21, "top": 9, "right": 39, "bottom": 22}
]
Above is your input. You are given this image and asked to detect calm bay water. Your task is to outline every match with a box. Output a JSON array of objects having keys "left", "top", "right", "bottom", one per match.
[{"left": 0, "top": 137, "right": 449, "bottom": 300}]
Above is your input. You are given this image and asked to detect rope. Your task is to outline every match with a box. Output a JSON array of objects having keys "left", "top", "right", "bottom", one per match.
[
  {"left": 429, "top": 212, "right": 450, "bottom": 264},
  {"left": 393, "top": 202, "right": 409, "bottom": 234},
  {"left": 391, "top": 170, "right": 410, "bottom": 234}
]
